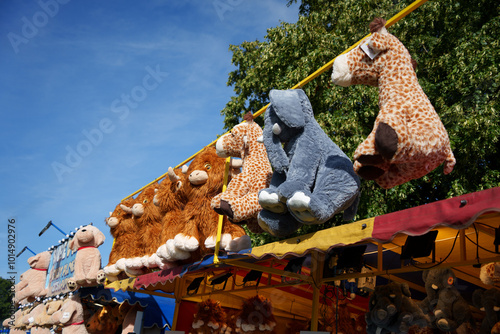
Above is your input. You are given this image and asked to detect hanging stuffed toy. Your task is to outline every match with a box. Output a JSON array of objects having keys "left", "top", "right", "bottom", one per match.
[
  {"left": 67, "top": 225, "right": 105, "bottom": 291},
  {"left": 212, "top": 111, "right": 273, "bottom": 234},
  {"left": 473, "top": 288, "right": 500, "bottom": 334},
  {"left": 258, "top": 88, "right": 360, "bottom": 237},
  {"left": 419, "top": 268, "right": 472, "bottom": 332},
  {"left": 331, "top": 17, "right": 455, "bottom": 189},
  {"left": 155, "top": 147, "right": 250, "bottom": 264},
  {"left": 235, "top": 295, "right": 276, "bottom": 333},
  {"left": 50, "top": 294, "right": 88, "bottom": 334},
  {"left": 14, "top": 251, "right": 51, "bottom": 304},
  {"left": 189, "top": 299, "right": 228, "bottom": 334},
  {"left": 103, "top": 198, "right": 137, "bottom": 280},
  {"left": 120, "top": 184, "right": 163, "bottom": 273},
  {"left": 366, "top": 282, "right": 429, "bottom": 334}
]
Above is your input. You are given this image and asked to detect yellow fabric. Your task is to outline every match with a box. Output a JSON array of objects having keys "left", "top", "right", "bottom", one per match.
[
  {"left": 105, "top": 277, "right": 136, "bottom": 292},
  {"left": 250, "top": 217, "right": 374, "bottom": 259}
]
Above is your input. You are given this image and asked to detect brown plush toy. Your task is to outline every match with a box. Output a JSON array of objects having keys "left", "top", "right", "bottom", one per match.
[
  {"left": 104, "top": 198, "right": 142, "bottom": 281},
  {"left": 331, "top": 17, "right": 455, "bottom": 188},
  {"left": 235, "top": 295, "right": 276, "bottom": 333},
  {"left": 67, "top": 225, "right": 105, "bottom": 291},
  {"left": 121, "top": 184, "right": 163, "bottom": 273},
  {"left": 14, "top": 251, "right": 51, "bottom": 304},
  {"left": 189, "top": 299, "right": 228, "bottom": 333},
  {"left": 50, "top": 294, "right": 88, "bottom": 334},
  {"left": 85, "top": 303, "right": 130, "bottom": 334},
  {"left": 103, "top": 197, "right": 139, "bottom": 281},
  {"left": 154, "top": 167, "right": 189, "bottom": 267},
  {"left": 212, "top": 112, "right": 273, "bottom": 234},
  {"left": 156, "top": 147, "right": 250, "bottom": 264}
]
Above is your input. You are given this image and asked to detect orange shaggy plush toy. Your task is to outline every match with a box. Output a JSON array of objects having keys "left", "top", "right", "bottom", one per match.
[
  {"left": 235, "top": 295, "right": 276, "bottom": 333},
  {"left": 103, "top": 197, "right": 139, "bottom": 281},
  {"left": 154, "top": 166, "right": 189, "bottom": 267},
  {"left": 14, "top": 251, "right": 51, "bottom": 304},
  {"left": 189, "top": 299, "right": 228, "bottom": 333},
  {"left": 331, "top": 17, "right": 455, "bottom": 188},
  {"left": 212, "top": 112, "right": 273, "bottom": 234},
  {"left": 67, "top": 225, "right": 106, "bottom": 291},
  {"left": 156, "top": 147, "right": 250, "bottom": 264},
  {"left": 120, "top": 184, "right": 163, "bottom": 273}
]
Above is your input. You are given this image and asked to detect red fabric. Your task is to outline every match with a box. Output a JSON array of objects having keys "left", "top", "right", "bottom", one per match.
[
  {"left": 134, "top": 265, "right": 185, "bottom": 289},
  {"left": 69, "top": 320, "right": 84, "bottom": 326},
  {"left": 33, "top": 268, "right": 48, "bottom": 271},
  {"left": 372, "top": 187, "right": 500, "bottom": 241},
  {"left": 77, "top": 246, "right": 96, "bottom": 251}
]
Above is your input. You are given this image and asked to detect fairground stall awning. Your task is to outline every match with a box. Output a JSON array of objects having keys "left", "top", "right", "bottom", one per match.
[{"left": 106, "top": 187, "right": 500, "bottom": 330}]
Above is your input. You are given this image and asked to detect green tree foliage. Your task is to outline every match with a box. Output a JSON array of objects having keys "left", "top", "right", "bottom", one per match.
[
  {"left": 221, "top": 0, "right": 500, "bottom": 244},
  {"left": 0, "top": 277, "right": 14, "bottom": 324}
]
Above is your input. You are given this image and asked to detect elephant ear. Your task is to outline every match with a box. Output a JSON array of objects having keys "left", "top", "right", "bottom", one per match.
[{"left": 269, "top": 89, "right": 306, "bottom": 128}]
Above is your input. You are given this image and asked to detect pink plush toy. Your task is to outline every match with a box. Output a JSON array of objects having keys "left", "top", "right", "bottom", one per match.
[
  {"left": 67, "top": 225, "right": 105, "bottom": 291},
  {"left": 331, "top": 17, "right": 455, "bottom": 188},
  {"left": 14, "top": 251, "right": 51, "bottom": 304},
  {"left": 212, "top": 112, "right": 273, "bottom": 233},
  {"left": 51, "top": 294, "right": 88, "bottom": 334}
]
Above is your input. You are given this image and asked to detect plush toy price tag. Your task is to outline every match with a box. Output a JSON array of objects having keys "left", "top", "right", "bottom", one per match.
[
  {"left": 360, "top": 39, "right": 381, "bottom": 60},
  {"left": 63, "top": 312, "right": 70, "bottom": 319}
]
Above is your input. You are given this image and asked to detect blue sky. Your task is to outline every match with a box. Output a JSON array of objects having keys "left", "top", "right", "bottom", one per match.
[{"left": 0, "top": 0, "right": 299, "bottom": 281}]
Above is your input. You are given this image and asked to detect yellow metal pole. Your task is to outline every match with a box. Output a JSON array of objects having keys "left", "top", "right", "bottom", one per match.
[
  {"left": 122, "top": 0, "right": 429, "bottom": 201},
  {"left": 213, "top": 157, "right": 231, "bottom": 265}
]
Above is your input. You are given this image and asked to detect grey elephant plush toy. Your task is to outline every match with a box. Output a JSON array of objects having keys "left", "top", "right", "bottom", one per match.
[{"left": 257, "top": 89, "right": 361, "bottom": 237}]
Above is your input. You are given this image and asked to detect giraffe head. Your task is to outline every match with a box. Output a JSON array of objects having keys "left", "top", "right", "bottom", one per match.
[{"left": 331, "top": 17, "right": 415, "bottom": 87}]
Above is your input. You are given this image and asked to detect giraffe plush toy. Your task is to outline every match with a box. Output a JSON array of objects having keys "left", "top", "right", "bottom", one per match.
[
  {"left": 212, "top": 112, "right": 273, "bottom": 234},
  {"left": 331, "top": 17, "right": 455, "bottom": 189}
]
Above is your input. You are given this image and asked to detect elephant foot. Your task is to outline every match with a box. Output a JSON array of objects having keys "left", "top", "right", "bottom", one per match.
[
  {"left": 287, "top": 192, "right": 317, "bottom": 224},
  {"left": 257, "top": 210, "right": 302, "bottom": 238},
  {"left": 375, "top": 122, "right": 398, "bottom": 160},
  {"left": 357, "top": 165, "right": 385, "bottom": 180},
  {"left": 259, "top": 190, "right": 287, "bottom": 213}
]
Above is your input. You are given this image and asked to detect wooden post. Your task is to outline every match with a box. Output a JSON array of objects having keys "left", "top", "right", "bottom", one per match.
[{"left": 310, "top": 251, "right": 325, "bottom": 330}]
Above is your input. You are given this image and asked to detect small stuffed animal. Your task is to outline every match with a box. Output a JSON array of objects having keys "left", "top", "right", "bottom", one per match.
[
  {"left": 258, "top": 88, "right": 360, "bottom": 237},
  {"left": 473, "top": 288, "right": 500, "bottom": 334},
  {"left": 14, "top": 251, "right": 51, "bottom": 304},
  {"left": 366, "top": 282, "right": 429, "bottom": 334},
  {"left": 50, "top": 294, "right": 88, "bottom": 334},
  {"left": 235, "top": 295, "right": 276, "bottom": 333},
  {"left": 157, "top": 147, "right": 250, "bottom": 263},
  {"left": 189, "top": 299, "right": 228, "bottom": 333},
  {"left": 67, "top": 225, "right": 105, "bottom": 291},
  {"left": 212, "top": 111, "right": 273, "bottom": 234},
  {"left": 419, "top": 268, "right": 472, "bottom": 332},
  {"left": 480, "top": 262, "right": 500, "bottom": 286},
  {"left": 331, "top": 17, "right": 455, "bottom": 189}
]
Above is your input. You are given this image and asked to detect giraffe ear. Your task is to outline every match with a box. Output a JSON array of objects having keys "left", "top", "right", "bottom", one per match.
[{"left": 368, "top": 32, "right": 390, "bottom": 53}]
